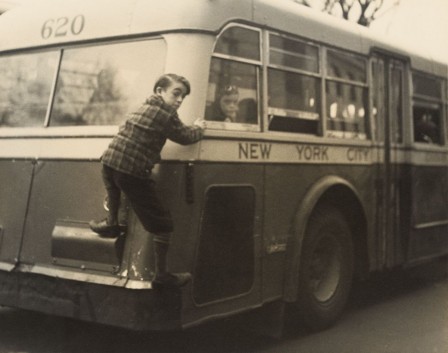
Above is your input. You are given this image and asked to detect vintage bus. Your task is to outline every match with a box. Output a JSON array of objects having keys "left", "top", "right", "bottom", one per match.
[{"left": 0, "top": 0, "right": 447, "bottom": 334}]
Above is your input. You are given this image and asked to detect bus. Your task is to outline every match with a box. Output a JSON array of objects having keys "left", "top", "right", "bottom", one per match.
[{"left": 0, "top": 0, "right": 447, "bottom": 334}]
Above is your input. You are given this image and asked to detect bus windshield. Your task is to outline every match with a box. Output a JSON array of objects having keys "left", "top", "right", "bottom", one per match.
[{"left": 0, "top": 38, "right": 166, "bottom": 128}]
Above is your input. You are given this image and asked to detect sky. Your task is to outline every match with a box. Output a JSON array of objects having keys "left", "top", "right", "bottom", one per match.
[{"left": 370, "top": 0, "right": 448, "bottom": 61}]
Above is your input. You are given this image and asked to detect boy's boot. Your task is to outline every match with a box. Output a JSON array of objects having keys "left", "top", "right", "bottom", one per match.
[
  {"left": 153, "top": 238, "right": 191, "bottom": 287},
  {"left": 89, "top": 218, "right": 121, "bottom": 237},
  {"left": 89, "top": 194, "right": 121, "bottom": 237}
]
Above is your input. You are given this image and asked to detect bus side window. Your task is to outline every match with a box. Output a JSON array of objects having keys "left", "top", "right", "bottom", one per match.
[
  {"left": 412, "top": 73, "right": 443, "bottom": 145},
  {"left": 0, "top": 52, "right": 59, "bottom": 127},
  {"left": 413, "top": 107, "right": 440, "bottom": 144},
  {"left": 267, "top": 33, "right": 320, "bottom": 135},
  {"left": 205, "top": 58, "right": 258, "bottom": 125},
  {"left": 325, "top": 50, "right": 368, "bottom": 139},
  {"left": 268, "top": 69, "right": 320, "bottom": 134},
  {"left": 205, "top": 26, "right": 260, "bottom": 128}
]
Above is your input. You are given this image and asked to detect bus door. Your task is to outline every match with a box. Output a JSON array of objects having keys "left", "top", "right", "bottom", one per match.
[
  {"left": 0, "top": 160, "right": 34, "bottom": 267},
  {"left": 372, "top": 55, "right": 406, "bottom": 268}
]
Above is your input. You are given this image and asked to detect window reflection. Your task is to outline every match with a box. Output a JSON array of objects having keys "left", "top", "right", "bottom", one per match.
[
  {"left": 327, "top": 50, "right": 366, "bottom": 82},
  {"left": 0, "top": 52, "right": 58, "bottom": 127},
  {"left": 326, "top": 50, "right": 368, "bottom": 139},
  {"left": 50, "top": 39, "right": 166, "bottom": 126},
  {"left": 326, "top": 82, "right": 368, "bottom": 138}
]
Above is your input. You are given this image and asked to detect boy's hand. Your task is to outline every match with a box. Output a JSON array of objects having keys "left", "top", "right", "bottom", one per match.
[{"left": 193, "top": 118, "right": 207, "bottom": 130}]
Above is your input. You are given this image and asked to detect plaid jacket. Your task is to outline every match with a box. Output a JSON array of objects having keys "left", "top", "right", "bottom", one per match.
[{"left": 101, "top": 95, "right": 203, "bottom": 178}]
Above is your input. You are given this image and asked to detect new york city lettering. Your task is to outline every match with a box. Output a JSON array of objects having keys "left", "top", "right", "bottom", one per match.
[
  {"left": 238, "top": 142, "right": 272, "bottom": 160},
  {"left": 237, "top": 142, "right": 370, "bottom": 163}
]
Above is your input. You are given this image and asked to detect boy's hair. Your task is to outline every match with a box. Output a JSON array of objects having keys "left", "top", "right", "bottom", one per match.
[
  {"left": 217, "top": 85, "right": 238, "bottom": 99},
  {"left": 153, "top": 73, "right": 191, "bottom": 95}
]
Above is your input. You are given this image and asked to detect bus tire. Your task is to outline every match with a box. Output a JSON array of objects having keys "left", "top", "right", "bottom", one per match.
[{"left": 295, "top": 204, "right": 354, "bottom": 331}]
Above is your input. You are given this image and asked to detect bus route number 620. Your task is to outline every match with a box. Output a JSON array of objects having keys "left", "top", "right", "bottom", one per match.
[{"left": 41, "top": 15, "right": 85, "bottom": 39}]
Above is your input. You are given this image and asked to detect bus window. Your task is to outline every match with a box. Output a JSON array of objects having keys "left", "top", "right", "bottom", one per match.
[
  {"left": 326, "top": 50, "right": 368, "bottom": 139},
  {"left": 205, "top": 26, "right": 260, "bottom": 129},
  {"left": 268, "top": 70, "right": 320, "bottom": 134},
  {"left": 205, "top": 58, "right": 258, "bottom": 125},
  {"left": 49, "top": 39, "right": 166, "bottom": 126},
  {"left": 267, "top": 34, "right": 320, "bottom": 134},
  {"left": 269, "top": 33, "right": 319, "bottom": 73},
  {"left": 214, "top": 26, "right": 260, "bottom": 61},
  {"left": 412, "top": 73, "right": 443, "bottom": 144},
  {"left": 0, "top": 52, "right": 59, "bottom": 127},
  {"left": 413, "top": 106, "right": 441, "bottom": 144}
]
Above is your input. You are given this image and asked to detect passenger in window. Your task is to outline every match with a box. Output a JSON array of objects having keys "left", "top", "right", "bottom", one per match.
[
  {"left": 415, "top": 112, "right": 438, "bottom": 143},
  {"left": 206, "top": 85, "right": 239, "bottom": 122},
  {"left": 89, "top": 73, "right": 206, "bottom": 287}
]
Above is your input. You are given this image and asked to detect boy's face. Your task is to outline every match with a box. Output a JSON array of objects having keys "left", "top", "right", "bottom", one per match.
[
  {"left": 156, "top": 82, "right": 188, "bottom": 110},
  {"left": 219, "top": 93, "right": 239, "bottom": 120}
]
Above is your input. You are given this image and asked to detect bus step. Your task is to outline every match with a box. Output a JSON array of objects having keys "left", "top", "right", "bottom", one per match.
[{"left": 51, "top": 220, "right": 125, "bottom": 272}]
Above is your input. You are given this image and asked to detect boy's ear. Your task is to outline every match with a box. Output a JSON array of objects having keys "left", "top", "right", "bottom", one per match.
[{"left": 155, "top": 87, "right": 164, "bottom": 95}]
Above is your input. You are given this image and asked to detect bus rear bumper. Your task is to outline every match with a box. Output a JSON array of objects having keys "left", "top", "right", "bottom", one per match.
[{"left": 0, "top": 270, "right": 182, "bottom": 331}]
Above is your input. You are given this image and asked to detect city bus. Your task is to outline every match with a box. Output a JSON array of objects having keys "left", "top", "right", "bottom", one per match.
[{"left": 0, "top": 0, "right": 447, "bottom": 335}]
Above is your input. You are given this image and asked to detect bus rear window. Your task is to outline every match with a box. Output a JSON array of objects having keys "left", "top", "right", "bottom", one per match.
[
  {"left": 0, "top": 52, "right": 59, "bottom": 127},
  {"left": 49, "top": 39, "right": 166, "bottom": 126}
]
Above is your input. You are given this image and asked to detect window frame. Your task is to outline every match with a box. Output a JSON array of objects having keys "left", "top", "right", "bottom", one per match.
[
  {"left": 324, "top": 47, "right": 369, "bottom": 140},
  {"left": 265, "top": 31, "right": 322, "bottom": 137},
  {"left": 205, "top": 24, "right": 262, "bottom": 133}
]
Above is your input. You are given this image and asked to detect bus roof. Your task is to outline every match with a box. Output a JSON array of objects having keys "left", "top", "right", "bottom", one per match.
[{"left": 0, "top": 0, "right": 446, "bottom": 76}]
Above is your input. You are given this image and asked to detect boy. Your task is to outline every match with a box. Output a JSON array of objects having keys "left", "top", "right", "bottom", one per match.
[{"left": 89, "top": 73, "right": 205, "bottom": 287}]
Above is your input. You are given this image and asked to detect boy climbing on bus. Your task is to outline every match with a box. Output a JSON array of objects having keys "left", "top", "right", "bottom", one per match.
[{"left": 89, "top": 73, "right": 205, "bottom": 287}]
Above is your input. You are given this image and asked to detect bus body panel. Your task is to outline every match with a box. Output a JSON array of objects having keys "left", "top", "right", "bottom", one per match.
[
  {"left": 0, "top": 270, "right": 183, "bottom": 331},
  {"left": 409, "top": 163, "right": 448, "bottom": 261},
  {"left": 19, "top": 161, "right": 107, "bottom": 265},
  {"left": 182, "top": 162, "right": 263, "bottom": 326},
  {"left": 0, "top": 161, "right": 33, "bottom": 266}
]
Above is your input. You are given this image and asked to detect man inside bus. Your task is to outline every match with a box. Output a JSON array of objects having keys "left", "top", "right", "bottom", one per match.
[
  {"left": 414, "top": 110, "right": 439, "bottom": 143},
  {"left": 89, "top": 73, "right": 206, "bottom": 287}
]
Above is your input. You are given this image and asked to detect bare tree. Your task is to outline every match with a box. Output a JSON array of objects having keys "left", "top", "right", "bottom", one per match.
[{"left": 294, "top": 0, "right": 399, "bottom": 27}]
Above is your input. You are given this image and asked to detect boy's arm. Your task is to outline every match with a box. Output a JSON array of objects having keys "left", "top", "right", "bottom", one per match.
[{"left": 166, "top": 113, "right": 204, "bottom": 145}]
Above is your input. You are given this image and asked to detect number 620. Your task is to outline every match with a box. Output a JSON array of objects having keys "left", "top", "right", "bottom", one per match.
[{"left": 41, "top": 15, "right": 85, "bottom": 39}]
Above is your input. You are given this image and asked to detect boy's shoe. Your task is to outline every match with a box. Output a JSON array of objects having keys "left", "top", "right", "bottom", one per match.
[
  {"left": 153, "top": 272, "right": 192, "bottom": 287},
  {"left": 89, "top": 219, "right": 121, "bottom": 238}
]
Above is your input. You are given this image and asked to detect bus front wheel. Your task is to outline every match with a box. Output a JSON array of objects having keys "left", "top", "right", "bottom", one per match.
[{"left": 295, "top": 205, "right": 354, "bottom": 331}]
